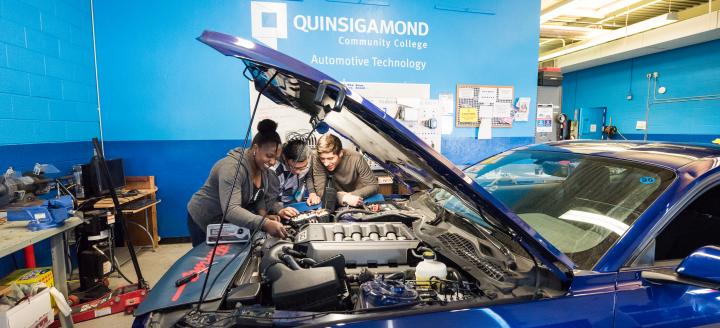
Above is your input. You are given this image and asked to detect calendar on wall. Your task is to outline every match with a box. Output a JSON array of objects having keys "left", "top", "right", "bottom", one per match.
[{"left": 455, "top": 84, "right": 515, "bottom": 128}]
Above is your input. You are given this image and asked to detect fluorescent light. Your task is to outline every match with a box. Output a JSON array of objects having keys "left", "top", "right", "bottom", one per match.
[
  {"left": 597, "top": 0, "right": 664, "bottom": 24},
  {"left": 564, "top": 7, "right": 605, "bottom": 19},
  {"left": 540, "top": 25, "right": 607, "bottom": 39},
  {"left": 540, "top": 25, "right": 605, "bottom": 33},
  {"left": 540, "top": 0, "right": 582, "bottom": 24},
  {"left": 597, "top": 0, "right": 646, "bottom": 16},
  {"left": 541, "top": 0, "right": 653, "bottom": 24},
  {"left": 539, "top": 12, "right": 678, "bottom": 62},
  {"left": 540, "top": 38, "right": 562, "bottom": 46},
  {"left": 559, "top": 210, "right": 630, "bottom": 235}
]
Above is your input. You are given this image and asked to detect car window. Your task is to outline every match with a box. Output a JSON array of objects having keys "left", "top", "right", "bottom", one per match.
[
  {"left": 650, "top": 184, "right": 720, "bottom": 264},
  {"left": 466, "top": 150, "right": 675, "bottom": 270}
]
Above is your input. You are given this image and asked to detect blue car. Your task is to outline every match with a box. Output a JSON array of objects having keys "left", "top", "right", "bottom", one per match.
[{"left": 134, "top": 31, "right": 720, "bottom": 327}]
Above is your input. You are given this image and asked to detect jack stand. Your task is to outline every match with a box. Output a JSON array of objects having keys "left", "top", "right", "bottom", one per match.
[{"left": 49, "top": 285, "right": 148, "bottom": 326}]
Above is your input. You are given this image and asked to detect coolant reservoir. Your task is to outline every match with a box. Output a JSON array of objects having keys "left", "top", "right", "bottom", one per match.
[{"left": 415, "top": 251, "right": 447, "bottom": 284}]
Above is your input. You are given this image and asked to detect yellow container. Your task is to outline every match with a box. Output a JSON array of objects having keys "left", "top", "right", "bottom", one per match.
[{"left": 0, "top": 267, "right": 54, "bottom": 288}]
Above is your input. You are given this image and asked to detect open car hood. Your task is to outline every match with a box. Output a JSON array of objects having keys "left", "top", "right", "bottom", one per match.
[{"left": 198, "top": 31, "right": 575, "bottom": 281}]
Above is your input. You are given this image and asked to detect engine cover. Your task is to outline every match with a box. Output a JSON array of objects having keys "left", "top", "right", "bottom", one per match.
[{"left": 294, "top": 223, "right": 419, "bottom": 266}]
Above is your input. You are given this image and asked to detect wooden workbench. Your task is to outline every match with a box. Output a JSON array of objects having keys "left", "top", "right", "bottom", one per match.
[{"left": 79, "top": 176, "right": 161, "bottom": 249}]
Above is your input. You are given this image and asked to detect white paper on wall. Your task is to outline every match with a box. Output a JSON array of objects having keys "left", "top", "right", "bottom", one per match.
[
  {"left": 498, "top": 87, "right": 513, "bottom": 101},
  {"left": 441, "top": 115, "right": 454, "bottom": 135},
  {"left": 477, "top": 119, "right": 492, "bottom": 139}
]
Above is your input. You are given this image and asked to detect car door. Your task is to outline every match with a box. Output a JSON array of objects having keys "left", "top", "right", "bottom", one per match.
[{"left": 614, "top": 182, "right": 720, "bottom": 327}]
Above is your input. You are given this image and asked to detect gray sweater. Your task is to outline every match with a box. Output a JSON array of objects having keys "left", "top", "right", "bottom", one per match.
[
  {"left": 309, "top": 149, "right": 378, "bottom": 200},
  {"left": 187, "top": 148, "right": 282, "bottom": 231}
]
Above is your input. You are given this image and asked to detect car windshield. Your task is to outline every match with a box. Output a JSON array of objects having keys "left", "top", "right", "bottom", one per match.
[{"left": 464, "top": 150, "right": 675, "bottom": 269}]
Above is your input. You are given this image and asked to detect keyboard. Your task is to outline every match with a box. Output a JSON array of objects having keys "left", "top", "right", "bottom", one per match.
[{"left": 120, "top": 198, "right": 158, "bottom": 211}]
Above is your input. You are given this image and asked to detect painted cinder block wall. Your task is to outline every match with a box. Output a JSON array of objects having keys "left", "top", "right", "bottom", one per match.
[{"left": 0, "top": 0, "right": 98, "bottom": 277}]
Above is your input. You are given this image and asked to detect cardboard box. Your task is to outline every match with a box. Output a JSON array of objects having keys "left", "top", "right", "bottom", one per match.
[
  {"left": 0, "top": 268, "right": 54, "bottom": 288},
  {"left": 0, "top": 288, "right": 53, "bottom": 328},
  {"left": 0, "top": 285, "right": 12, "bottom": 298}
]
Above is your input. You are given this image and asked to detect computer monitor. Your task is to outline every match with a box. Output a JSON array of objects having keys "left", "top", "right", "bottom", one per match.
[{"left": 81, "top": 158, "right": 126, "bottom": 198}]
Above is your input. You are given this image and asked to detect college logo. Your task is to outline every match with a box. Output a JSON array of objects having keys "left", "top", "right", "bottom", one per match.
[{"left": 251, "top": 1, "right": 288, "bottom": 49}]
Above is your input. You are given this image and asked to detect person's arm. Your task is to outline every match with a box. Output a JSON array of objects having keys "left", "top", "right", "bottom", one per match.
[
  {"left": 264, "top": 171, "right": 284, "bottom": 214},
  {"left": 305, "top": 157, "right": 316, "bottom": 195},
  {"left": 310, "top": 153, "right": 327, "bottom": 198},
  {"left": 348, "top": 153, "right": 379, "bottom": 198},
  {"left": 261, "top": 168, "right": 299, "bottom": 221},
  {"left": 217, "top": 163, "right": 264, "bottom": 230}
]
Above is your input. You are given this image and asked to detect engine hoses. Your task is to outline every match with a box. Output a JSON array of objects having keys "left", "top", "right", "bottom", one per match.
[
  {"left": 298, "top": 258, "right": 318, "bottom": 267},
  {"left": 282, "top": 246, "right": 306, "bottom": 258},
  {"left": 280, "top": 254, "right": 302, "bottom": 270}
]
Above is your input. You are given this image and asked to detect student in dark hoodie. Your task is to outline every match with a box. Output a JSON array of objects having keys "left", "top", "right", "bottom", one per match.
[{"left": 186, "top": 119, "right": 295, "bottom": 246}]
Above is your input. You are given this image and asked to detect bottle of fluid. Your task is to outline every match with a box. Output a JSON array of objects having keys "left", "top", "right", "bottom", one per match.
[{"left": 415, "top": 250, "right": 447, "bottom": 287}]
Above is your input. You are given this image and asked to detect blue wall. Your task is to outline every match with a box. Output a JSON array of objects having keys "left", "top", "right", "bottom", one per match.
[
  {"left": 103, "top": 140, "right": 243, "bottom": 237},
  {"left": 93, "top": 0, "right": 542, "bottom": 238},
  {"left": 0, "top": 0, "right": 98, "bottom": 144},
  {"left": 562, "top": 39, "right": 720, "bottom": 143},
  {"left": 92, "top": 1, "right": 253, "bottom": 142},
  {"left": 0, "top": 0, "right": 98, "bottom": 276}
]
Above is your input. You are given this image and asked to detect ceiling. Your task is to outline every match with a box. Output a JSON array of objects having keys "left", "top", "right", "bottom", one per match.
[{"left": 539, "top": 0, "right": 714, "bottom": 65}]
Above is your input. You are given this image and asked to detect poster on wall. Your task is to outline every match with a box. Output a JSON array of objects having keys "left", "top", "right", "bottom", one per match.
[
  {"left": 536, "top": 103, "right": 554, "bottom": 133},
  {"left": 477, "top": 119, "right": 492, "bottom": 140},
  {"left": 440, "top": 115, "right": 454, "bottom": 135},
  {"left": 254, "top": 82, "right": 441, "bottom": 152},
  {"left": 347, "top": 83, "right": 441, "bottom": 152},
  {"left": 439, "top": 93, "right": 454, "bottom": 115},
  {"left": 396, "top": 98, "right": 442, "bottom": 151},
  {"left": 515, "top": 97, "right": 531, "bottom": 122},
  {"left": 455, "top": 84, "right": 514, "bottom": 128}
]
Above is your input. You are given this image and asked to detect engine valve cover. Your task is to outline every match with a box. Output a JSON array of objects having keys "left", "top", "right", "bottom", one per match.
[{"left": 295, "top": 223, "right": 419, "bottom": 266}]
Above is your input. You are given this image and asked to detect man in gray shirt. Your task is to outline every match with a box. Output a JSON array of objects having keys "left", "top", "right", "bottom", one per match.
[{"left": 307, "top": 134, "right": 378, "bottom": 207}]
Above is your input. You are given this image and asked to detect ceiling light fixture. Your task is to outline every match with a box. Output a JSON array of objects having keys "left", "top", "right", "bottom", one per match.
[
  {"left": 597, "top": 0, "right": 664, "bottom": 24},
  {"left": 540, "top": 0, "right": 582, "bottom": 24},
  {"left": 539, "top": 12, "right": 678, "bottom": 62},
  {"left": 597, "top": 0, "right": 646, "bottom": 16}
]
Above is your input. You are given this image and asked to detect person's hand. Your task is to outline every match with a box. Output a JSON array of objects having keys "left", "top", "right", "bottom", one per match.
[
  {"left": 278, "top": 207, "right": 299, "bottom": 220},
  {"left": 342, "top": 194, "right": 363, "bottom": 207},
  {"left": 306, "top": 193, "right": 321, "bottom": 205},
  {"left": 262, "top": 218, "right": 287, "bottom": 238},
  {"left": 264, "top": 214, "right": 281, "bottom": 222}
]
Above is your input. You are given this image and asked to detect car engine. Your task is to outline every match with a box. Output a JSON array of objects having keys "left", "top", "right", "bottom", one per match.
[{"left": 220, "top": 198, "right": 558, "bottom": 315}]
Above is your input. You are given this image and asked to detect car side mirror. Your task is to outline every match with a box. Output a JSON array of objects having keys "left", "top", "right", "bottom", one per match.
[
  {"left": 641, "top": 246, "right": 720, "bottom": 289},
  {"left": 676, "top": 246, "right": 720, "bottom": 284}
]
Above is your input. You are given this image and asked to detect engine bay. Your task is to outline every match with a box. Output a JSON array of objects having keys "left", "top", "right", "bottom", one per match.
[
  {"left": 157, "top": 194, "right": 567, "bottom": 328},
  {"left": 205, "top": 194, "right": 566, "bottom": 321}
]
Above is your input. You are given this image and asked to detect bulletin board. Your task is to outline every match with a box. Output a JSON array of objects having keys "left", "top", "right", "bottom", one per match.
[{"left": 455, "top": 84, "right": 515, "bottom": 128}]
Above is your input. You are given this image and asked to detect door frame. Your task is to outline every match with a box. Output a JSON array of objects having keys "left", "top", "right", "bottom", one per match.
[{"left": 575, "top": 107, "right": 607, "bottom": 140}]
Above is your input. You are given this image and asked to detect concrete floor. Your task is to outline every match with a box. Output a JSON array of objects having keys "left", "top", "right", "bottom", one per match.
[{"left": 76, "top": 243, "right": 192, "bottom": 328}]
